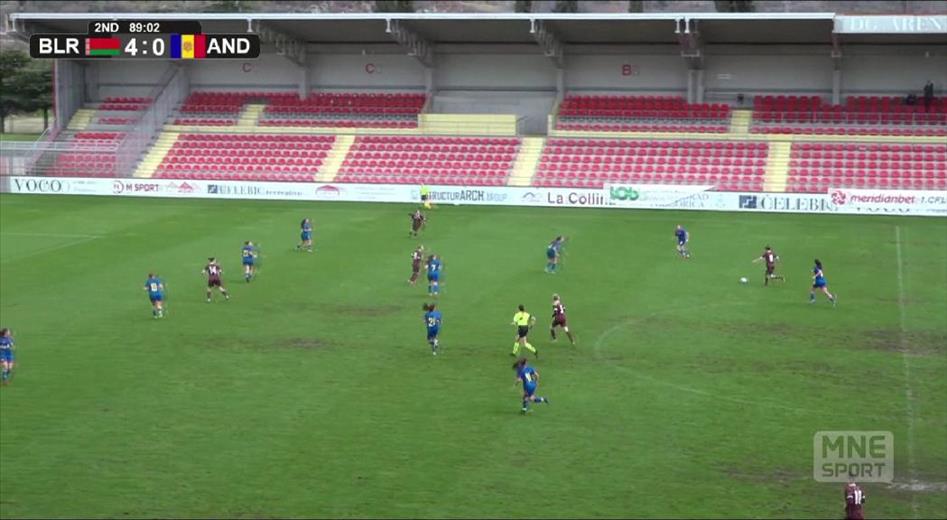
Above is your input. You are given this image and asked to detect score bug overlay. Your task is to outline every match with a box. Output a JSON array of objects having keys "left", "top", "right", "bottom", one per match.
[{"left": 31, "top": 33, "right": 260, "bottom": 60}]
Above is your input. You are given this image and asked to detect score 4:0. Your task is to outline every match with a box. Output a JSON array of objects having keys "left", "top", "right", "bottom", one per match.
[{"left": 124, "top": 38, "right": 166, "bottom": 57}]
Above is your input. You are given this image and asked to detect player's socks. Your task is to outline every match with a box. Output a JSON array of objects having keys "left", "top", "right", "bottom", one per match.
[
  {"left": 512, "top": 342, "right": 520, "bottom": 355},
  {"left": 551, "top": 329, "right": 557, "bottom": 340},
  {"left": 521, "top": 399, "right": 530, "bottom": 412},
  {"left": 809, "top": 292, "right": 816, "bottom": 303},
  {"left": 524, "top": 342, "right": 535, "bottom": 353}
]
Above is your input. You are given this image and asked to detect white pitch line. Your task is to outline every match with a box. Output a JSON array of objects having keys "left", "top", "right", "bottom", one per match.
[
  {"left": 0, "top": 236, "right": 101, "bottom": 264},
  {"left": 0, "top": 232, "right": 104, "bottom": 239},
  {"left": 895, "top": 225, "right": 919, "bottom": 519},
  {"left": 592, "top": 302, "right": 849, "bottom": 419}
]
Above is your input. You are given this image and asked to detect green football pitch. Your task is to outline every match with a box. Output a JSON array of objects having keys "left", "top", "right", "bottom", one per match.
[{"left": 1, "top": 194, "right": 945, "bottom": 519}]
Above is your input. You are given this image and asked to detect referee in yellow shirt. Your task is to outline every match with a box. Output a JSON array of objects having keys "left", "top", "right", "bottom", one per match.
[{"left": 511, "top": 304, "right": 538, "bottom": 357}]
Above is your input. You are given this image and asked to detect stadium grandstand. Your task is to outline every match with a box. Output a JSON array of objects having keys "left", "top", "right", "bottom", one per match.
[{"left": 1, "top": 10, "right": 944, "bottom": 192}]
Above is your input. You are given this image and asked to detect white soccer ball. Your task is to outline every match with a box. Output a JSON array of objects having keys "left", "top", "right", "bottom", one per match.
[{"left": 739, "top": 277, "right": 748, "bottom": 284}]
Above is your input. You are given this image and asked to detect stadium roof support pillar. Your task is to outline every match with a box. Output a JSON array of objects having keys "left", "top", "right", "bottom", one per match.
[
  {"left": 299, "top": 63, "right": 311, "bottom": 100},
  {"left": 677, "top": 18, "right": 704, "bottom": 103},
  {"left": 556, "top": 68, "right": 565, "bottom": 103},
  {"left": 386, "top": 19, "right": 433, "bottom": 69},
  {"left": 252, "top": 20, "right": 306, "bottom": 67},
  {"left": 529, "top": 20, "right": 564, "bottom": 70},
  {"left": 424, "top": 67, "right": 435, "bottom": 96},
  {"left": 831, "top": 34, "right": 843, "bottom": 105}
]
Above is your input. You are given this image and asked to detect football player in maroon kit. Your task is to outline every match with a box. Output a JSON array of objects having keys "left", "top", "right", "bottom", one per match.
[
  {"left": 844, "top": 477, "right": 866, "bottom": 520},
  {"left": 550, "top": 294, "right": 576, "bottom": 345},
  {"left": 752, "top": 245, "right": 785, "bottom": 286},
  {"left": 409, "top": 209, "right": 427, "bottom": 238},
  {"left": 408, "top": 245, "right": 425, "bottom": 285},
  {"left": 202, "top": 257, "right": 230, "bottom": 303}
]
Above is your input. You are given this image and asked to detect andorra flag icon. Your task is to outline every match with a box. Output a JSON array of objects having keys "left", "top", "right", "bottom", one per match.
[{"left": 170, "top": 34, "right": 207, "bottom": 59}]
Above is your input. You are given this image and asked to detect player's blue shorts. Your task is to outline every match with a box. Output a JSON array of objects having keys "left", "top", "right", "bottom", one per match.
[
  {"left": 149, "top": 293, "right": 163, "bottom": 303},
  {"left": 242, "top": 258, "right": 254, "bottom": 266},
  {"left": 427, "top": 272, "right": 439, "bottom": 282},
  {"left": 523, "top": 382, "right": 537, "bottom": 397},
  {"left": 678, "top": 239, "right": 687, "bottom": 246},
  {"left": 0, "top": 351, "right": 13, "bottom": 363},
  {"left": 813, "top": 278, "right": 827, "bottom": 288},
  {"left": 546, "top": 248, "right": 557, "bottom": 259},
  {"left": 427, "top": 327, "right": 439, "bottom": 340},
  {"left": 301, "top": 231, "right": 312, "bottom": 241}
]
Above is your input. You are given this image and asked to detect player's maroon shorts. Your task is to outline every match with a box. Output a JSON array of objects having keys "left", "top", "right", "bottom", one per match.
[
  {"left": 552, "top": 315, "right": 567, "bottom": 327},
  {"left": 766, "top": 264, "right": 775, "bottom": 275},
  {"left": 412, "top": 262, "right": 421, "bottom": 273},
  {"left": 207, "top": 277, "right": 222, "bottom": 288},
  {"left": 412, "top": 220, "right": 423, "bottom": 231}
]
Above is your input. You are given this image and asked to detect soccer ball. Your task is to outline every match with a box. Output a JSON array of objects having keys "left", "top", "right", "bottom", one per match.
[{"left": 739, "top": 277, "right": 748, "bottom": 284}]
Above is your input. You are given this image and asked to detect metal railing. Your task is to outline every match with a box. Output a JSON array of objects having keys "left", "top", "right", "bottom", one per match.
[{"left": 114, "top": 64, "right": 189, "bottom": 175}]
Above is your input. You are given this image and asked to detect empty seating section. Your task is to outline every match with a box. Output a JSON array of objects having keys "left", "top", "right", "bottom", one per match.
[
  {"left": 261, "top": 92, "right": 424, "bottom": 128},
  {"left": 557, "top": 95, "right": 730, "bottom": 133},
  {"left": 99, "top": 96, "right": 151, "bottom": 111},
  {"left": 97, "top": 117, "right": 136, "bottom": 125},
  {"left": 787, "top": 142, "right": 947, "bottom": 193},
  {"left": 176, "top": 91, "right": 281, "bottom": 125},
  {"left": 154, "top": 134, "right": 335, "bottom": 182},
  {"left": 753, "top": 95, "right": 947, "bottom": 135},
  {"left": 535, "top": 138, "right": 768, "bottom": 191},
  {"left": 336, "top": 136, "right": 519, "bottom": 185},
  {"left": 52, "top": 132, "right": 125, "bottom": 177},
  {"left": 172, "top": 91, "right": 425, "bottom": 127}
]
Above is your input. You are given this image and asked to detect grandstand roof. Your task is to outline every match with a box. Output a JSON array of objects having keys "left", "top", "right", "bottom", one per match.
[{"left": 9, "top": 12, "right": 946, "bottom": 45}]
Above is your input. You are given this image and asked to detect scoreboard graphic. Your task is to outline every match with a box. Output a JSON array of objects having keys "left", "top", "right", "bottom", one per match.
[{"left": 30, "top": 20, "right": 260, "bottom": 60}]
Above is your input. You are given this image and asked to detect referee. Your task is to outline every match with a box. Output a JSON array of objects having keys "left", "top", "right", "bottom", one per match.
[
  {"left": 511, "top": 304, "right": 538, "bottom": 357},
  {"left": 420, "top": 184, "right": 432, "bottom": 209}
]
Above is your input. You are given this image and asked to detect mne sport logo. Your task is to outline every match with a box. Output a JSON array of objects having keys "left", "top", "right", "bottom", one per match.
[{"left": 813, "top": 431, "right": 894, "bottom": 483}]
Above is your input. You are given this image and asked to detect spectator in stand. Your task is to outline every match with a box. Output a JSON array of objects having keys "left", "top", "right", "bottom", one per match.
[
  {"left": 924, "top": 80, "right": 935, "bottom": 112},
  {"left": 905, "top": 93, "right": 917, "bottom": 106}
]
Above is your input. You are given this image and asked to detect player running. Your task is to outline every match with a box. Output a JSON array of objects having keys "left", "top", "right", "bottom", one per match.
[
  {"left": 752, "top": 245, "right": 785, "bottom": 286},
  {"left": 512, "top": 357, "right": 549, "bottom": 414},
  {"left": 844, "top": 477, "right": 866, "bottom": 520},
  {"left": 426, "top": 254, "right": 442, "bottom": 297},
  {"left": 675, "top": 224, "right": 690, "bottom": 259},
  {"left": 144, "top": 273, "right": 165, "bottom": 319},
  {"left": 297, "top": 218, "right": 313, "bottom": 253},
  {"left": 408, "top": 245, "right": 425, "bottom": 285},
  {"left": 241, "top": 241, "right": 258, "bottom": 282},
  {"left": 511, "top": 304, "right": 538, "bottom": 357},
  {"left": 809, "top": 259, "right": 837, "bottom": 306},
  {"left": 203, "top": 257, "right": 230, "bottom": 302},
  {"left": 0, "top": 328, "right": 15, "bottom": 386},
  {"left": 550, "top": 294, "right": 576, "bottom": 345},
  {"left": 545, "top": 235, "right": 566, "bottom": 273},
  {"left": 423, "top": 303, "right": 442, "bottom": 355},
  {"left": 409, "top": 209, "right": 427, "bottom": 238}
]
